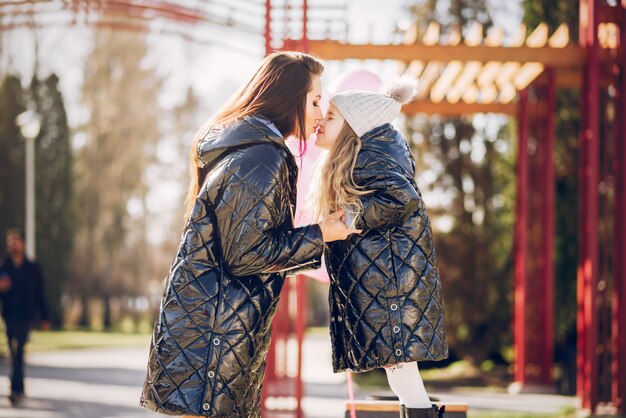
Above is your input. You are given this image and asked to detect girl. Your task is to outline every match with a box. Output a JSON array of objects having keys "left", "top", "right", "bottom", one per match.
[
  {"left": 141, "top": 52, "right": 360, "bottom": 418},
  {"left": 315, "top": 78, "right": 448, "bottom": 418}
]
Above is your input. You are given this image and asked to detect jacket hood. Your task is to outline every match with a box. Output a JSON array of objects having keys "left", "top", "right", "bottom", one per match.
[{"left": 197, "top": 116, "right": 286, "bottom": 167}]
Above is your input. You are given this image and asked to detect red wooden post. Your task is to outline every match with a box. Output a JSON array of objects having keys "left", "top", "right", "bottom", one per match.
[
  {"left": 302, "top": 0, "right": 309, "bottom": 52},
  {"left": 578, "top": 0, "right": 600, "bottom": 412},
  {"left": 295, "top": 275, "right": 307, "bottom": 418},
  {"left": 541, "top": 68, "right": 556, "bottom": 385},
  {"left": 265, "top": 0, "right": 272, "bottom": 55},
  {"left": 514, "top": 88, "right": 529, "bottom": 385},
  {"left": 612, "top": 3, "right": 626, "bottom": 412}
]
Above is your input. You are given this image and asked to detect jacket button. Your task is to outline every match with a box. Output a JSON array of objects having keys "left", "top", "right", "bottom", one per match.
[
  {"left": 390, "top": 304, "right": 398, "bottom": 311},
  {"left": 213, "top": 338, "right": 220, "bottom": 346},
  {"left": 395, "top": 349, "right": 402, "bottom": 356},
  {"left": 337, "top": 316, "right": 343, "bottom": 323},
  {"left": 208, "top": 371, "right": 215, "bottom": 378},
  {"left": 393, "top": 326, "right": 400, "bottom": 333},
  {"left": 203, "top": 403, "right": 210, "bottom": 411}
]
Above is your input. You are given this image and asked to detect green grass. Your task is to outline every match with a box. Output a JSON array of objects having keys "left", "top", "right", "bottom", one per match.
[
  {"left": 468, "top": 407, "right": 577, "bottom": 418},
  {"left": 0, "top": 329, "right": 151, "bottom": 354}
]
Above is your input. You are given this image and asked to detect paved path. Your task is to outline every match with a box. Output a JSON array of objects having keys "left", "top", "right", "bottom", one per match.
[{"left": 0, "top": 333, "right": 577, "bottom": 417}]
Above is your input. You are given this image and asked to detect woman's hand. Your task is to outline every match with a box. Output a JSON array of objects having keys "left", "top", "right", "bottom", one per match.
[
  {"left": 318, "top": 209, "right": 362, "bottom": 242},
  {"left": 0, "top": 276, "right": 11, "bottom": 293}
]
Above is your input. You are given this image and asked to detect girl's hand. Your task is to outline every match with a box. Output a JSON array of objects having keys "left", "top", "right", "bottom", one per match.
[{"left": 318, "top": 209, "right": 362, "bottom": 242}]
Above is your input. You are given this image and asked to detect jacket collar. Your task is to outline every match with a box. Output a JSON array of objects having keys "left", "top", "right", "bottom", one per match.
[
  {"left": 360, "top": 123, "right": 396, "bottom": 142},
  {"left": 197, "top": 116, "right": 287, "bottom": 168}
]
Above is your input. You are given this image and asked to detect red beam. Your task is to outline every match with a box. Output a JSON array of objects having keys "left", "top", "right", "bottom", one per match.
[
  {"left": 295, "top": 276, "right": 307, "bottom": 418},
  {"left": 541, "top": 68, "right": 556, "bottom": 385},
  {"left": 578, "top": 0, "right": 600, "bottom": 412},
  {"left": 302, "top": 0, "right": 309, "bottom": 53},
  {"left": 612, "top": 4, "right": 626, "bottom": 413},
  {"left": 265, "top": 0, "right": 271, "bottom": 55},
  {"left": 514, "top": 88, "right": 529, "bottom": 384}
]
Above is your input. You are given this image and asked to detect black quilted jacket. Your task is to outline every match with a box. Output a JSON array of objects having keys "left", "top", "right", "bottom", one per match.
[
  {"left": 325, "top": 123, "right": 448, "bottom": 373},
  {"left": 140, "top": 117, "right": 324, "bottom": 417}
]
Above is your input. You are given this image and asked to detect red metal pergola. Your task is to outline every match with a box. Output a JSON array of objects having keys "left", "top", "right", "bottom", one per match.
[{"left": 265, "top": 0, "right": 626, "bottom": 415}]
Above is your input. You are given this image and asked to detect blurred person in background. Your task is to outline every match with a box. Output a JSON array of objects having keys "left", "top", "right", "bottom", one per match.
[{"left": 0, "top": 228, "right": 50, "bottom": 405}]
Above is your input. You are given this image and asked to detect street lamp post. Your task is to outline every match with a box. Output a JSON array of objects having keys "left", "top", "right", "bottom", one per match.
[{"left": 15, "top": 109, "right": 41, "bottom": 260}]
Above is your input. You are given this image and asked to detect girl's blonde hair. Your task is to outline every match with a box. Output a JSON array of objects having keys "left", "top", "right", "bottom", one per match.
[{"left": 314, "top": 122, "right": 373, "bottom": 226}]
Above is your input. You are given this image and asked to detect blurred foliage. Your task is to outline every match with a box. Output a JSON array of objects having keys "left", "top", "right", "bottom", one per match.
[
  {"left": 0, "top": 76, "right": 26, "bottom": 253},
  {"left": 0, "top": 73, "right": 74, "bottom": 327},
  {"left": 32, "top": 74, "right": 75, "bottom": 327},
  {"left": 69, "top": 30, "right": 164, "bottom": 329}
]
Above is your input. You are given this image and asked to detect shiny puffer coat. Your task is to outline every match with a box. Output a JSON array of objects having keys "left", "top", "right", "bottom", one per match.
[
  {"left": 140, "top": 117, "right": 324, "bottom": 417},
  {"left": 325, "top": 123, "right": 448, "bottom": 373}
]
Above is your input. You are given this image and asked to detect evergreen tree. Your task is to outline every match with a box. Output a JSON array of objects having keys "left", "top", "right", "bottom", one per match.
[
  {"left": 31, "top": 73, "right": 74, "bottom": 327},
  {"left": 0, "top": 76, "right": 26, "bottom": 244}
]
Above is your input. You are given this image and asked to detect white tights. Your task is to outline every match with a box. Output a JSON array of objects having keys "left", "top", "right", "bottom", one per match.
[{"left": 384, "top": 362, "right": 432, "bottom": 408}]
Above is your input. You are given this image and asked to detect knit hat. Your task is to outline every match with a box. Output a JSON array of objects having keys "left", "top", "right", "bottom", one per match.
[{"left": 329, "top": 77, "right": 418, "bottom": 137}]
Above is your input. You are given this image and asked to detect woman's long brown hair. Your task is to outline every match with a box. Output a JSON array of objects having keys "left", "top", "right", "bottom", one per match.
[{"left": 185, "top": 52, "right": 324, "bottom": 219}]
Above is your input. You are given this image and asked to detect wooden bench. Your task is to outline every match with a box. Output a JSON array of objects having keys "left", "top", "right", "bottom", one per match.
[{"left": 345, "top": 400, "right": 468, "bottom": 418}]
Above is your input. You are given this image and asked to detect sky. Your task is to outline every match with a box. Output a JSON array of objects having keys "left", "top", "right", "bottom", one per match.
[{"left": 1, "top": 0, "right": 522, "bottom": 244}]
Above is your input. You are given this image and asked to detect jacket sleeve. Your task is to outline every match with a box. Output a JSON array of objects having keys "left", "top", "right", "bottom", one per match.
[
  {"left": 213, "top": 147, "right": 324, "bottom": 277},
  {"left": 33, "top": 263, "right": 49, "bottom": 322},
  {"left": 354, "top": 153, "right": 422, "bottom": 230}
]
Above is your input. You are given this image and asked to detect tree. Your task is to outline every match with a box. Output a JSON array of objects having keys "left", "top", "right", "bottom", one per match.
[
  {"left": 0, "top": 76, "right": 26, "bottom": 243},
  {"left": 31, "top": 74, "right": 74, "bottom": 327},
  {"left": 70, "top": 29, "right": 163, "bottom": 329},
  {"left": 0, "top": 73, "right": 74, "bottom": 327}
]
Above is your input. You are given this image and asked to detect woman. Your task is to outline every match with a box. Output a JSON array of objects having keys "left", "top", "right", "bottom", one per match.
[
  {"left": 314, "top": 79, "right": 448, "bottom": 418},
  {"left": 140, "top": 52, "right": 359, "bottom": 418}
]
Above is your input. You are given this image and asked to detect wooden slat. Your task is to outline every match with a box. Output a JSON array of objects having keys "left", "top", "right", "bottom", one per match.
[
  {"left": 345, "top": 401, "right": 469, "bottom": 413},
  {"left": 526, "top": 23, "right": 549, "bottom": 47},
  {"left": 422, "top": 21, "right": 440, "bottom": 45},
  {"left": 415, "top": 61, "right": 444, "bottom": 100},
  {"left": 431, "top": 60, "right": 463, "bottom": 102},
  {"left": 403, "top": 100, "right": 517, "bottom": 116},
  {"left": 476, "top": 61, "right": 501, "bottom": 86},
  {"left": 403, "top": 60, "right": 425, "bottom": 78},
  {"left": 447, "top": 24, "right": 461, "bottom": 46},
  {"left": 479, "top": 84, "right": 499, "bottom": 103},
  {"left": 548, "top": 23, "right": 569, "bottom": 48},
  {"left": 496, "top": 62, "right": 522, "bottom": 103},
  {"left": 485, "top": 26, "right": 504, "bottom": 47},
  {"left": 513, "top": 62, "right": 545, "bottom": 89},
  {"left": 462, "top": 84, "right": 479, "bottom": 104},
  {"left": 465, "top": 21, "right": 482, "bottom": 46},
  {"left": 510, "top": 23, "right": 527, "bottom": 47},
  {"left": 447, "top": 61, "right": 482, "bottom": 103},
  {"left": 308, "top": 40, "right": 584, "bottom": 68}
]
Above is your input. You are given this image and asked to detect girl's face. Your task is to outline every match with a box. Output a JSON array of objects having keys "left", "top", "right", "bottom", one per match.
[
  {"left": 305, "top": 75, "right": 323, "bottom": 138},
  {"left": 315, "top": 103, "right": 345, "bottom": 150}
]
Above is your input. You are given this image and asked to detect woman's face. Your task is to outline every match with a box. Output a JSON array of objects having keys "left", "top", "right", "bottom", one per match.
[
  {"left": 315, "top": 103, "right": 345, "bottom": 150},
  {"left": 305, "top": 75, "right": 323, "bottom": 138}
]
